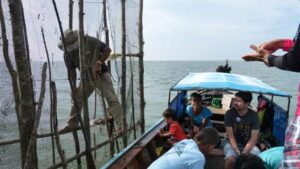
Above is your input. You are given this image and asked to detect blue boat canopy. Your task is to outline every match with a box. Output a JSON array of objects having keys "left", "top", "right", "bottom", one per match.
[{"left": 171, "top": 72, "right": 291, "bottom": 97}]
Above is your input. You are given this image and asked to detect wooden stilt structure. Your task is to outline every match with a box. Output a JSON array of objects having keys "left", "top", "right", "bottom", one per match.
[
  {"left": 78, "top": 0, "right": 96, "bottom": 168},
  {"left": 138, "top": 0, "right": 145, "bottom": 134},
  {"left": 8, "top": 0, "right": 38, "bottom": 168},
  {"left": 121, "top": 0, "right": 128, "bottom": 147},
  {"left": 0, "top": 0, "right": 145, "bottom": 168}
]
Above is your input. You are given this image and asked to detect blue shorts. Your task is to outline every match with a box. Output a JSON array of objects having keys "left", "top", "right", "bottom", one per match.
[{"left": 223, "top": 140, "right": 261, "bottom": 159}]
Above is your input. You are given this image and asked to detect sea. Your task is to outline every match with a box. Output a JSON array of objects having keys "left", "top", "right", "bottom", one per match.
[{"left": 0, "top": 60, "right": 299, "bottom": 168}]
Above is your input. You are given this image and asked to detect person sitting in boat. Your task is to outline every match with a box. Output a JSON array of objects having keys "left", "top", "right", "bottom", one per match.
[
  {"left": 159, "top": 108, "right": 186, "bottom": 145},
  {"left": 148, "top": 127, "right": 219, "bottom": 169},
  {"left": 224, "top": 91, "right": 260, "bottom": 169},
  {"left": 259, "top": 146, "right": 284, "bottom": 169},
  {"left": 233, "top": 146, "right": 284, "bottom": 169},
  {"left": 185, "top": 92, "right": 212, "bottom": 137},
  {"left": 233, "top": 153, "right": 266, "bottom": 169}
]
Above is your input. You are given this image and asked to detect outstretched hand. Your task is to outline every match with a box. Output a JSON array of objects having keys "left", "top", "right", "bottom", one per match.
[{"left": 242, "top": 44, "right": 271, "bottom": 66}]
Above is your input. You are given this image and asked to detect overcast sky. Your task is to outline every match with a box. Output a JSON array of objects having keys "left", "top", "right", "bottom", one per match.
[
  {"left": 143, "top": 0, "right": 300, "bottom": 60},
  {"left": 3, "top": 0, "right": 300, "bottom": 62}
]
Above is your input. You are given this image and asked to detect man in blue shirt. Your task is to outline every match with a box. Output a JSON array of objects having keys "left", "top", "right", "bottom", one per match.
[
  {"left": 259, "top": 146, "right": 284, "bottom": 169},
  {"left": 148, "top": 127, "right": 219, "bottom": 169},
  {"left": 186, "top": 92, "right": 212, "bottom": 136}
]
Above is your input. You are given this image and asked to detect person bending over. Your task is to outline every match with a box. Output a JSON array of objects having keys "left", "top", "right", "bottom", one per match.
[{"left": 148, "top": 127, "right": 219, "bottom": 169}]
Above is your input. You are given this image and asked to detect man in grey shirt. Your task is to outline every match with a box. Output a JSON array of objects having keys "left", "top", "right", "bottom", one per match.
[{"left": 224, "top": 91, "right": 260, "bottom": 169}]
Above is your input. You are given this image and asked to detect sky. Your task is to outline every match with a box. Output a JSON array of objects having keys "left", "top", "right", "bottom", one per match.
[
  {"left": 2, "top": 0, "right": 300, "bottom": 61},
  {"left": 143, "top": 0, "right": 300, "bottom": 60}
]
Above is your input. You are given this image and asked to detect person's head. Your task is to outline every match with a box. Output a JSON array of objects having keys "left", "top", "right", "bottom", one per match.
[
  {"left": 233, "top": 154, "right": 266, "bottom": 169},
  {"left": 233, "top": 91, "right": 252, "bottom": 111},
  {"left": 194, "top": 127, "right": 219, "bottom": 155},
  {"left": 57, "top": 29, "right": 79, "bottom": 52},
  {"left": 190, "top": 92, "right": 202, "bottom": 110},
  {"left": 162, "top": 108, "right": 177, "bottom": 124}
]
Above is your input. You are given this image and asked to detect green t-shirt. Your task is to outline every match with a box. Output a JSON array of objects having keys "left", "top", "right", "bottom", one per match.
[{"left": 259, "top": 146, "right": 283, "bottom": 169}]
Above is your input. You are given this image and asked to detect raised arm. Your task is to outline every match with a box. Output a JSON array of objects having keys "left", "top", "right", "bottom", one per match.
[
  {"left": 242, "top": 25, "right": 300, "bottom": 72},
  {"left": 268, "top": 36, "right": 300, "bottom": 72}
]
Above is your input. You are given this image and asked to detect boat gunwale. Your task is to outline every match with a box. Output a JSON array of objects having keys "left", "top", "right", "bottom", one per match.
[{"left": 100, "top": 118, "right": 165, "bottom": 169}]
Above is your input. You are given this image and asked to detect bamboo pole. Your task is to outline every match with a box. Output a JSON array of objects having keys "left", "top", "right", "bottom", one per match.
[
  {"left": 51, "top": 82, "right": 67, "bottom": 169},
  {"left": 24, "top": 63, "right": 47, "bottom": 169},
  {"left": 47, "top": 123, "right": 139, "bottom": 169},
  {"left": 41, "top": 27, "right": 57, "bottom": 165},
  {"left": 0, "top": 126, "right": 85, "bottom": 147},
  {"left": 138, "top": 0, "right": 145, "bottom": 134},
  {"left": 103, "top": 0, "right": 111, "bottom": 71},
  {"left": 130, "top": 60, "right": 137, "bottom": 139},
  {"left": 121, "top": 0, "right": 128, "bottom": 147},
  {"left": 0, "top": 0, "right": 21, "bottom": 137},
  {"left": 51, "top": 0, "right": 96, "bottom": 168},
  {"left": 69, "top": 0, "right": 73, "bottom": 30},
  {"left": 68, "top": 0, "right": 82, "bottom": 166},
  {"left": 0, "top": 121, "right": 107, "bottom": 146},
  {"left": 8, "top": 0, "right": 37, "bottom": 168},
  {"left": 102, "top": 0, "right": 116, "bottom": 157},
  {"left": 78, "top": 0, "right": 96, "bottom": 168}
]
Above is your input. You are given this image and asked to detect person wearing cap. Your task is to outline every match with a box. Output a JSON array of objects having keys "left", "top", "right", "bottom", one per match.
[
  {"left": 57, "top": 29, "right": 123, "bottom": 132},
  {"left": 224, "top": 91, "right": 260, "bottom": 169},
  {"left": 242, "top": 24, "right": 300, "bottom": 168}
]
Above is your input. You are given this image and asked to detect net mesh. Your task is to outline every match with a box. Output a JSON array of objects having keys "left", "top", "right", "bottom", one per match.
[{"left": 0, "top": 0, "right": 142, "bottom": 168}]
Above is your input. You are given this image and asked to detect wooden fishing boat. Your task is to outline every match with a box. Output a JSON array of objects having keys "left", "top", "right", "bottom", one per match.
[{"left": 101, "top": 72, "right": 291, "bottom": 169}]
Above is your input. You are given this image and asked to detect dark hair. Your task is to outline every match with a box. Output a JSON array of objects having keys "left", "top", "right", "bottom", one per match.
[
  {"left": 233, "top": 154, "right": 266, "bottom": 169},
  {"left": 235, "top": 91, "right": 252, "bottom": 103},
  {"left": 162, "top": 108, "right": 177, "bottom": 121},
  {"left": 190, "top": 92, "right": 202, "bottom": 101},
  {"left": 194, "top": 127, "right": 219, "bottom": 146}
]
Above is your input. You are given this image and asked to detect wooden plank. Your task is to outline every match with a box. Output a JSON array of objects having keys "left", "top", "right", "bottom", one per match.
[
  {"left": 205, "top": 149, "right": 225, "bottom": 169},
  {"left": 207, "top": 148, "right": 224, "bottom": 157},
  {"left": 207, "top": 106, "right": 227, "bottom": 115},
  {"left": 140, "top": 148, "right": 152, "bottom": 167},
  {"left": 205, "top": 155, "right": 224, "bottom": 169},
  {"left": 110, "top": 147, "right": 142, "bottom": 169},
  {"left": 126, "top": 158, "right": 140, "bottom": 169},
  {"left": 138, "top": 121, "right": 166, "bottom": 146},
  {"left": 109, "top": 120, "right": 166, "bottom": 169}
]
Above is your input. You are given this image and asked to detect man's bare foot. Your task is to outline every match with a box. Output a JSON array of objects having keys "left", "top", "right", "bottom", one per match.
[
  {"left": 90, "top": 118, "right": 105, "bottom": 127},
  {"left": 58, "top": 124, "right": 78, "bottom": 133}
]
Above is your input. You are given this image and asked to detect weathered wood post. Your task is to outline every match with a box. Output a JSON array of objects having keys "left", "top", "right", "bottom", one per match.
[
  {"left": 68, "top": 0, "right": 82, "bottom": 167},
  {"left": 0, "top": 0, "right": 21, "bottom": 137},
  {"left": 78, "top": 0, "right": 96, "bottom": 168},
  {"left": 138, "top": 0, "right": 145, "bottom": 134},
  {"left": 121, "top": 0, "right": 128, "bottom": 147},
  {"left": 102, "top": 0, "right": 116, "bottom": 157},
  {"left": 8, "top": 0, "right": 37, "bottom": 168}
]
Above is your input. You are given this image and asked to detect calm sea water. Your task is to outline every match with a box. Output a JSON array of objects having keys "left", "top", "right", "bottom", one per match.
[{"left": 0, "top": 60, "right": 299, "bottom": 168}]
